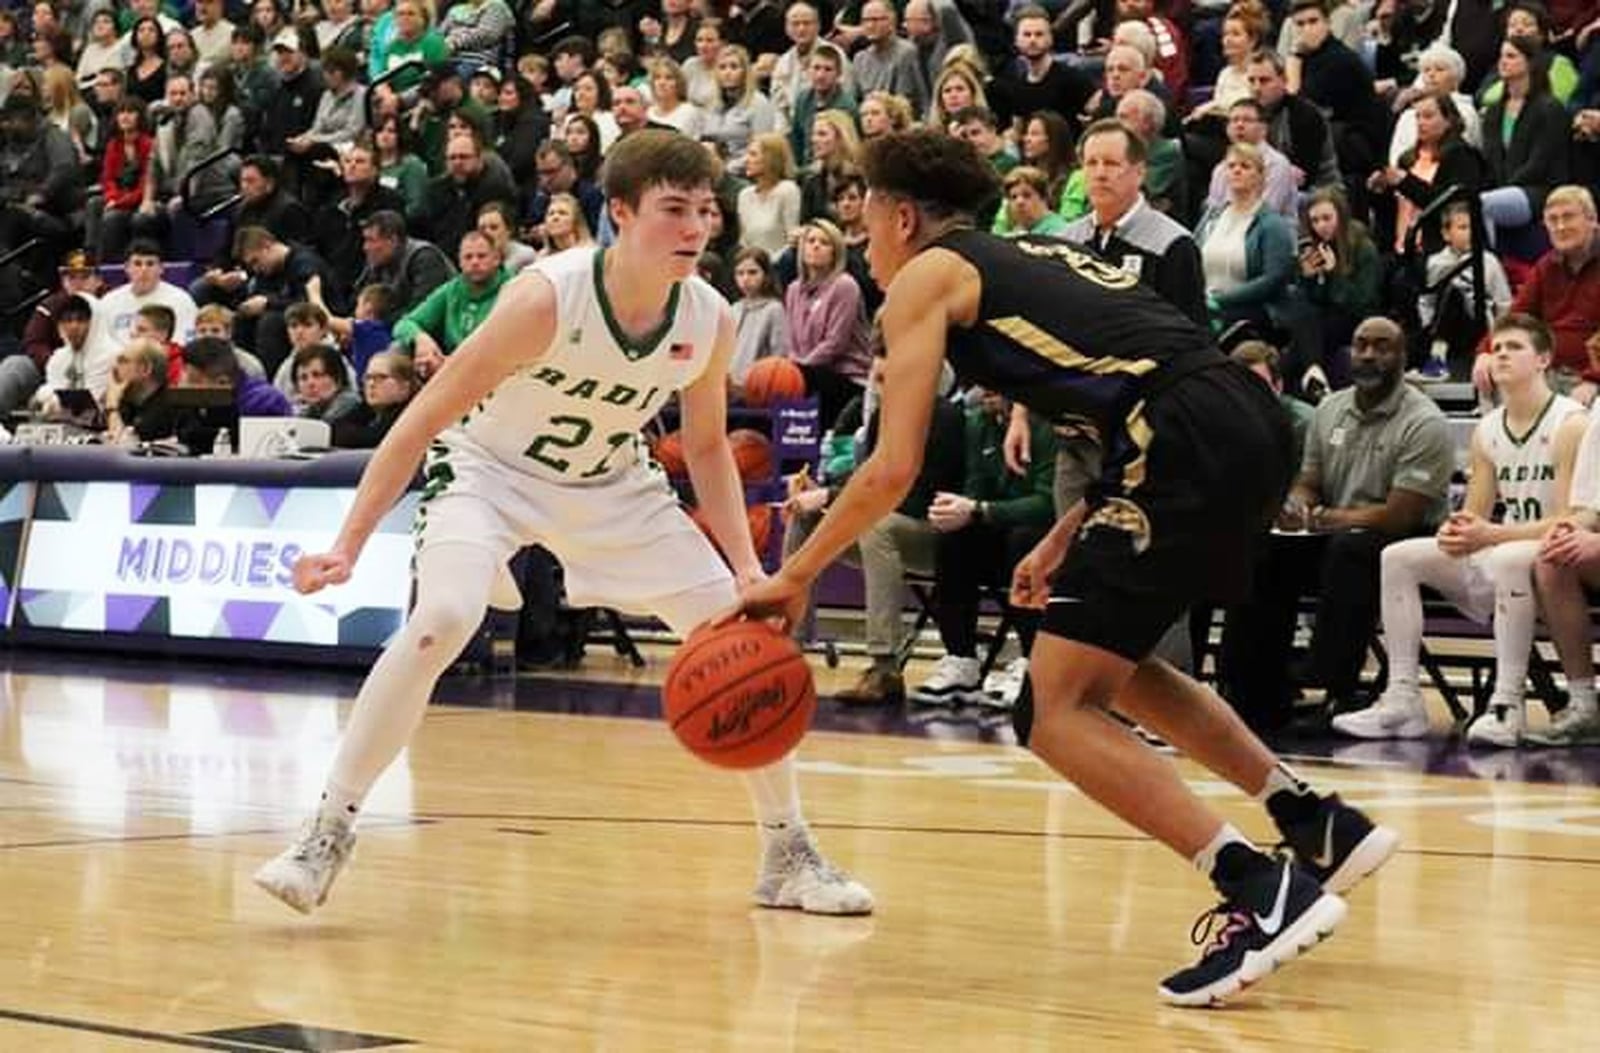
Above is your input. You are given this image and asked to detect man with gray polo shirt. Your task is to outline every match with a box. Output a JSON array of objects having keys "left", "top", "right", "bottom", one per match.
[
  {"left": 1217, "top": 316, "right": 1454, "bottom": 732},
  {"left": 1006, "top": 118, "right": 1206, "bottom": 513}
]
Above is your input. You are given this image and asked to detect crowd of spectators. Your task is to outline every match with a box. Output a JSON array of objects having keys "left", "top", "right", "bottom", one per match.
[{"left": 0, "top": 0, "right": 1597, "bottom": 720}]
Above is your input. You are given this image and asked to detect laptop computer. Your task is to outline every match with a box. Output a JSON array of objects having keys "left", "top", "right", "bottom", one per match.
[
  {"left": 162, "top": 386, "right": 238, "bottom": 455},
  {"left": 238, "top": 416, "right": 331, "bottom": 458},
  {"left": 53, "top": 388, "right": 104, "bottom": 430}
]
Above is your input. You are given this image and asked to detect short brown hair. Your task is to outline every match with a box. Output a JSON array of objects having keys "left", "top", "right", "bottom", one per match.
[
  {"left": 1230, "top": 339, "right": 1283, "bottom": 382},
  {"left": 1491, "top": 311, "right": 1555, "bottom": 355},
  {"left": 136, "top": 304, "right": 175, "bottom": 339},
  {"left": 196, "top": 303, "right": 235, "bottom": 329},
  {"left": 232, "top": 225, "right": 279, "bottom": 256},
  {"left": 284, "top": 302, "right": 330, "bottom": 329},
  {"left": 601, "top": 128, "right": 715, "bottom": 208},
  {"left": 1079, "top": 118, "right": 1147, "bottom": 166},
  {"left": 1002, "top": 165, "right": 1051, "bottom": 197},
  {"left": 861, "top": 128, "right": 1000, "bottom": 221},
  {"left": 357, "top": 283, "right": 397, "bottom": 320}
]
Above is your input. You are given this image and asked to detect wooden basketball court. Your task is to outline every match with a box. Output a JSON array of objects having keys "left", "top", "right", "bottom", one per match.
[{"left": 3, "top": 650, "right": 1598, "bottom": 1051}]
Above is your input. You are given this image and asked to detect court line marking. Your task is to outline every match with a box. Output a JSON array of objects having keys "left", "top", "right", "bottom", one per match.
[
  {"left": 0, "top": 818, "right": 432, "bottom": 852},
  {"left": 480, "top": 816, "right": 1600, "bottom": 867},
  {"left": 0, "top": 1006, "right": 288, "bottom": 1052}
]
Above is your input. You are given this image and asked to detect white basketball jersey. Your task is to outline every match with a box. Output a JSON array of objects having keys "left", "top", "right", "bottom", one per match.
[
  {"left": 1476, "top": 393, "right": 1584, "bottom": 524},
  {"left": 446, "top": 247, "right": 727, "bottom": 483}
]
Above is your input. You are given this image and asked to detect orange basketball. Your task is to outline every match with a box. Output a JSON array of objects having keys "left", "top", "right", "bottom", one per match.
[
  {"left": 663, "top": 620, "right": 816, "bottom": 769},
  {"left": 653, "top": 430, "right": 687, "bottom": 478},
  {"left": 729, "top": 428, "right": 774, "bottom": 482},
  {"left": 743, "top": 358, "right": 807, "bottom": 407}
]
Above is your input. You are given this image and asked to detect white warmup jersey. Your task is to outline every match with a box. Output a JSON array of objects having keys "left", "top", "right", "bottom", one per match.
[
  {"left": 417, "top": 247, "right": 736, "bottom": 612},
  {"left": 1476, "top": 393, "right": 1585, "bottom": 525}
]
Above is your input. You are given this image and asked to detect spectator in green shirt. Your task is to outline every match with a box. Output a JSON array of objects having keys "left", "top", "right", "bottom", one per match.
[
  {"left": 998, "top": 166, "right": 1071, "bottom": 237},
  {"left": 392, "top": 230, "right": 508, "bottom": 379},
  {"left": 369, "top": 0, "right": 448, "bottom": 96},
  {"left": 908, "top": 389, "right": 1058, "bottom": 708}
]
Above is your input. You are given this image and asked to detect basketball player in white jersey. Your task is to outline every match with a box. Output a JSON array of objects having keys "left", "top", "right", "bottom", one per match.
[
  {"left": 252, "top": 131, "right": 872, "bottom": 917},
  {"left": 1334, "top": 313, "right": 1587, "bottom": 746},
  {"left": 1529, "top": 410, "right": 1600, "bottom": 746}
]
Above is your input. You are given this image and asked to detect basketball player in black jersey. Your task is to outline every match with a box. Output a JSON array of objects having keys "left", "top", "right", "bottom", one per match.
[{"left": 728, "top": 130, "right": 1400, "bottom": 1006}]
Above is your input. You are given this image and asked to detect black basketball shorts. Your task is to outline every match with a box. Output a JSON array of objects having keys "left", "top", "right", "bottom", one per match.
[{"left": 1042, "top": 361, "right": 1294, "bottom": 662}]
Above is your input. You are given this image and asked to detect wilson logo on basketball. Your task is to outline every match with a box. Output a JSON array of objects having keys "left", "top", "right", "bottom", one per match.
[
  {"left": 677, "top": 639, "right": 766, "bottom": 694},
  {"left": 663, "top": 621, "right": 816, "bottom": 769},
  {"left": 707, "top": 683, "right": 788, "bottom": 741}
]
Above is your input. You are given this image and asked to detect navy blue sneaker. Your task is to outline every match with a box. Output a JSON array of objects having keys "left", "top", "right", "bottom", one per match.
[
  {"left": 1277, "top": 794, "right": 1400, "bottom": 895},
  {"left": 1158, "top": 859, "right": 1346, "bottom": 1007}
]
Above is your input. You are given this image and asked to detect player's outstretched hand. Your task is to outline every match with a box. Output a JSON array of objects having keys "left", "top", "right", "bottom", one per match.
[
  {"left": 715, "top": 571, "right": 809, "bottom": 636},
  {"left": 293, "top": 550, "right": 353, "bottom": 595}
]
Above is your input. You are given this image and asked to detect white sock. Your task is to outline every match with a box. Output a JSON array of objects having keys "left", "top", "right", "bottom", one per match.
[
  {"left": 1252, "top": 761, "right": 1311, "bottom": 803},
  {"left": 1191, "top": 823, "right": 1251, "bottom": 878},
  {"left": 318, "top": 544, "right": 501, "bottom": 823},
  {"left": 744, "top": 754, "right": 804, "bottom": 836}
]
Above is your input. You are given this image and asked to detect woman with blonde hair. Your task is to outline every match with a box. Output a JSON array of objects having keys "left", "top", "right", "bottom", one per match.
[
  {"left": 536, "top": 192, "right": 595, "bottom": 256},
  {"left": 800, "top": 108, "right": 862, "bottom": 222},
  {"left": 42, "top": 64, "right": 97, "bottom": 164},
  {"left": 646, "top": 57, "right": 706, "bottom": 139},
  {"left": 859, "top": 90, "right": 914, "bottom": 139},
  {"left": 929, "top": 61, "right": 988, "bottom": 131},
  {"left": 1190, "top": 2, "right": 1270, "bottom": 122},
  {"left": 942, "top": 44, "right": 989, "bottom": 78},
  {"left": 704, "top": 43, "right": 776, "bottom": 175},
  {"left": 737, "top": 132, "right": 801, "bottom": 256},
  {"left": 783, "top": 217, "right": 871, "bottom": 424},
  {"left": 1194, "top": 142, "right": 1298, "bottom": 334}
]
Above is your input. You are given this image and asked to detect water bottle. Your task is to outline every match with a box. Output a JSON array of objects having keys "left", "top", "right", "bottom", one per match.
[{"left": 213, "top": 427, "right": 233, "bottom": 458}]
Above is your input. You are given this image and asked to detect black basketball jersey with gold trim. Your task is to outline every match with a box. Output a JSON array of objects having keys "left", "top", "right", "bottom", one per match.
[{"left": 933, "top": 230, "right": 1220, "bottom": 435}]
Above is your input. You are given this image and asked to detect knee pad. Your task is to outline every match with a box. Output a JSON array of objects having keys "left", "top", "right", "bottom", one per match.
[{"left": 1011, "top": 677, "right": 1035, "bottom": 748}]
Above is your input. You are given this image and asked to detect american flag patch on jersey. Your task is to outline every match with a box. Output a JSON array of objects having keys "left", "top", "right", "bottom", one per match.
[{"left": 670, "top": 342, "right": 694, "bottom": 360}]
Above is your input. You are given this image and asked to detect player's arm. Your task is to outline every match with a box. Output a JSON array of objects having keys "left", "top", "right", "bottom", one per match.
[
  {"left": 297, "top": 274, "right": 557, "bottom": 591},
  {"left": 681, "top": 311, "right": 762, "bottom": 581},
  {"left": 777, "top": 251, "right": 955, "bottom": 587},
  {"left": 1460, "top": 429, "right": 1499, "bottom": 522}
]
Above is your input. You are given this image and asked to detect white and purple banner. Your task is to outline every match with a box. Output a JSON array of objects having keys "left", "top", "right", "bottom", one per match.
[
  {"left": 0, "top": 481, "right": 28, "bottom": 629},
  {"left": 16, "top": 481, "right": 416, "bottom": 647}
]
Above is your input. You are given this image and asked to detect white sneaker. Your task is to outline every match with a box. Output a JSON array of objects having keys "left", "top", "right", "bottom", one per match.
[
  {"left": 1526, "top": 706, "right": 1600, "bottom": 747},
  {"left": 980, "top": 657, "right": 1029, "bottom": 709},
  {"left": 253, "top": 813, "right": 357, "bottom": 915},
  {"left": 754, "top": 824, "right": 874, "bottom": 916},
  {"left": 1331, "top": 687, "right": 1431, "bottom": 740},
  {"left": 909, "top": 655, "right": 984, "bottom": 706},
  {"left": 1465, "top": 700, "right": 1525, "bottom": 748}
]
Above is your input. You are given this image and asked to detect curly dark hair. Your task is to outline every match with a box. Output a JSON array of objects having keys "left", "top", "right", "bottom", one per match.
[{"left": 860, "top": 129, "right": 1000, "bottom": 221}]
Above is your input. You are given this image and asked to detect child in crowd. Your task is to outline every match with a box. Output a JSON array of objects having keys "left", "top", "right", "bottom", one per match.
[
  {"left": 1419, "top": 201, "right": 1513, "bottom": 377},
  {"left": 130, "top": 304, "right": 183, "bottom": 383},
  {"left": 194, "top": 304, "right": 268, "bottom": 380},
  {"left": 730, "top": 246, "right": 787, "bottom": 395},
  {"left": 304, "top": 277, "right": 397, "bottom": 382},
  {"left": 273, "top": 302, "right": 357, "bottom": 396}
]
